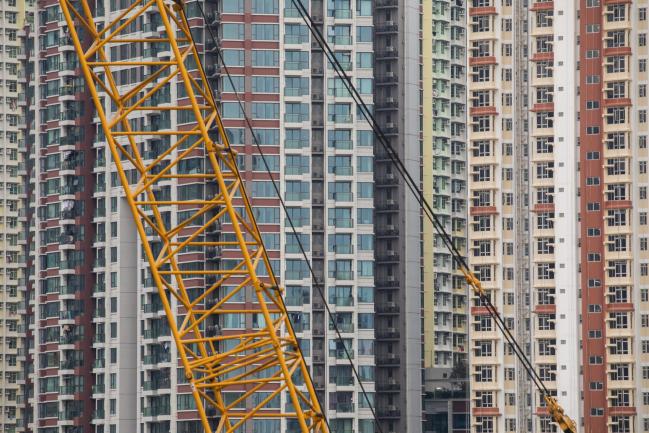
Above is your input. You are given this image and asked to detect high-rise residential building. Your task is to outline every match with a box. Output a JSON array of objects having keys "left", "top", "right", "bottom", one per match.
[
  {"left": 0, "top": 0, "right": 30, "bottom": 432},
  {"left": 29, "top": 1, "right": 112, "bottom": 432},
  {"left": 422, "top": 1, "right": 469, "bottom": 432},
  {"left": 468, "top": 1, "right": 649, "bottom": 433},
  {"left": 371, "top": 0, "right": 427, "bottom": 430},
  {"left": 467, "top": 0, "right": 582, "bottom": 432},
  {"left": 579, "top": 1, "right": 648, "bottom": 432}
]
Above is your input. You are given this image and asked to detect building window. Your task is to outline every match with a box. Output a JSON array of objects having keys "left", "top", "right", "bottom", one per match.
[{"left": 472, "top": 116, "right": 491, "bottom": 132}]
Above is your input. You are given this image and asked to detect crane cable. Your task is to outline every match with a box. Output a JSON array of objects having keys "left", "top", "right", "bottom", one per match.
[{"left": 187, "top": 2, "right": 386, "bottom": 431}]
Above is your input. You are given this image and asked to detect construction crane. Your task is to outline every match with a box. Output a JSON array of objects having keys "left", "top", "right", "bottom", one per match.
[{"left": 59, "top": 0, "right": 577, "bottom": 432}]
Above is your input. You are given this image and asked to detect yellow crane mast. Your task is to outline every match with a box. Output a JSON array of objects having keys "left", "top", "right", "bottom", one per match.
[{"left": 58, "top": 0, "right": 327, "bottom": 432}]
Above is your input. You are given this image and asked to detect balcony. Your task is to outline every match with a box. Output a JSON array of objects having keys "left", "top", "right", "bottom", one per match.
[
  {"left": 375, "top": 0, "right": 398, "bottom": 7},
  {"left": 376, "top": 328, "right": 400, "bottom": 339},
  {"left": 59, "top": 259, "right": 82, "bottom": 270},
  {"left": 329, "top": 402, "right": 355, "bottom": 413},
  {"left": 329, "top": 376, "right": 354, "bottom": 386},
  {"left": 329, "top": 322, "right": 354, "bottom": 333},
  {"left": 377, "top": 379, "right": 400, "bottom": 391},
  {"left": 328, "top": 9, "right": 352, "bottom": 19},
  {"left": 377, "top": 406, "right": 400, "bottom": 418},
  {"left": 143, "top": 328, "right": 170, "bottom": 339},
  {"left": 329, "top": 349, "right": 354, "bottom": 360},
  {"left": 376, "top": 354, "right": 400, "bottom": 365},
  {"left": 143, "top": 303, "right": 164, "bottom": 314},
  {"left": 59, "top": 385, "right": 83, "bottom": 395},
  {"left": 60, "top": 134, "right": 82, "bottom": 147},
  {"left": 143, "top": 378, "right": 171, "bottom": 391},
  {"left": 143, "top": 353, "right": 172, "bottom": 365},
  {"left": 59, "top": 359, "right": 83, "bottom": 370},
  {"left": 142, "top": 405, "right": 171, "bottom": 417},
  {"left": 376, "top": 302, "right": 399, "bottom": 314},
  {"left": 60, "top": 110, "right": 78, "bottom": 122},
  {"left": 329, "top": 296, "right": 354, "bottom": 307},
  {"left": 59, "top": 310, "right": 82, "bottom": 320},
  {"left": 376, "top": 47, "right": 399, "bottom": 59},
  {"left": 327, "top": 35, "right": 353, "bottom": 45},
  {"left": 59, "top": 334, "right": 83, "bottom": 345},
  {"left": 328, "top": 271, "right": 353, "bottom": 280},
  {"left": 58, "top": 411, "right": 82, "bottom": 421}
]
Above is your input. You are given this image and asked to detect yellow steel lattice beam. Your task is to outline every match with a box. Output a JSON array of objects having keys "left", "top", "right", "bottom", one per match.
[{"left": 59, "top": 0, "right": 328, "bottom": 431}]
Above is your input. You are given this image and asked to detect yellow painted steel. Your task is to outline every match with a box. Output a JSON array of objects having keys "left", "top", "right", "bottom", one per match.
[{"left": 58, "top": 0, "right": 327, "bottom": 432}]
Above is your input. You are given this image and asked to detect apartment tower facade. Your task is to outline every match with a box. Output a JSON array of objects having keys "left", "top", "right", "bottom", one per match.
[
  {"left": 423, "top": 0, "right": 469, "bottom": 432},
  {"left": 580, "top": 0, "right": 649, "bottom": 432},
  {"left": 468, "top": 0, "right": 581, "bottom": 432},
  {"left": 0, "top": 0, "right": 30, "bottom": 432},
  {"left": 372, "top": 0, "right": 426, "bottom": 430},
  {"left": 468, "top": 0, "right": 649, "bottom": 433},
  {"left": 26, "top": 0, "right": 381, "bottom": 432}
]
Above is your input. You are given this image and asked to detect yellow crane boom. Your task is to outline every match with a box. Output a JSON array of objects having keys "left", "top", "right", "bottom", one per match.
[{"left": 59, "top": 0, "right": 327, "bottom": 431}]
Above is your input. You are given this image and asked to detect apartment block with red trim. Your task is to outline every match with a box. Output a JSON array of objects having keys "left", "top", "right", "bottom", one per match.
[
  {"left": 580, "top": 0, "right": 649, "bottom": 432},
  {"left": 468, "top": 0, "right": 649, "bottom": 432},
  {"left": 468, "top": 0, "right": 580, "bottom": 433}
]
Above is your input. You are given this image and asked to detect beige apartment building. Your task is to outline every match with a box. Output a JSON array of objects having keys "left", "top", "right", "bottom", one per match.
[{"left": 468, "top": 1, "right": 649, "bottom": 433}]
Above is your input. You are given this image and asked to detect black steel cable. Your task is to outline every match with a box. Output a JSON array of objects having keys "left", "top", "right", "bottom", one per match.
[
  {"left": 287, "top": 0, "right": 550, "bottom": 395},
  {"left": 191, "top": 3, "right": 385, "bottom": 431}
]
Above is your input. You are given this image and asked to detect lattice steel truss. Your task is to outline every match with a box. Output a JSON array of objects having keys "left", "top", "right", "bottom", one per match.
[{"left": 59, "top": 0, "right": 327, "bottom": 431}]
